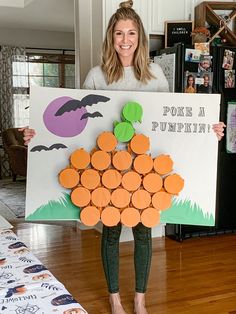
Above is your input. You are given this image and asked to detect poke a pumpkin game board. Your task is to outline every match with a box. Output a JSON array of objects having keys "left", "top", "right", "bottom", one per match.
[{"left": 26, "top": 87, "right": 220, "bottom": 227}]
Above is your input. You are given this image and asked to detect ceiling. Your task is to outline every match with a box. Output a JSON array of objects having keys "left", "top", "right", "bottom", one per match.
[{"left": 0, "top": 0, "right": 74, "bottom": 32}]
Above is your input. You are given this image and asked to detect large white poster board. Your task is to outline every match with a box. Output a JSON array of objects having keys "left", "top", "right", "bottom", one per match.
[{"left": 26, "top": 86, "right": 220, "bottom": 226}]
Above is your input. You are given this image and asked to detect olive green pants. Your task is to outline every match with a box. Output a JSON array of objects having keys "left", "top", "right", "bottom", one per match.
[{"left": 101, "top": 223, "right": 152, "bottom": 293}]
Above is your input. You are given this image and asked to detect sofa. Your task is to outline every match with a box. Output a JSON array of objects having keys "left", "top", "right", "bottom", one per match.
[{"left": 2, "top": 128, "right": 27, "bottom": 181}]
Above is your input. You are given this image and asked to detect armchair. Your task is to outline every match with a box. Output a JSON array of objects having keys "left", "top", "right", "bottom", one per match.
[{"left": 2, "top": 128, "right": 27, "bottom": 181}]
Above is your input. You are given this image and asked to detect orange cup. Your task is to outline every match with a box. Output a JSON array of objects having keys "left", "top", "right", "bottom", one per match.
[
  {"left": 91, "top": 187, "right": 111, "bottom": 207},
  {"left": 101, "top": 206, "right": 121, "bottom": 226},
  {"left": 91, "top": 151, "right": 111, "bottom": 171},
  {"left": 70, "top": 149, "right": 90, "bottom": 170},
  {"left": 112, "top": 151, "right": 132, "bottom": 171},
  {"left": 130, "top": 134, "right": 150, "bottom": 154},
  {"left": 140, "top": 207, "right": 160, "bottom": 227},
  {"left": 131, "top": 189, "right": 151, "bottom": 210},
  {"left": 133, "top": 155, "right": 153, "bottom": 174},
  {"left": 153, "top": 155, "right": 173, "bottom": 175},
  {"left": 152, "top": 191, "right": 172, "bottom": 211},
  {"left": 59, "top": 168, "right": 80, "bottom": 189},
  {"left": 164, "top": 174, "right": 184, "bottom": 194},
  {"left": 80, "top": 206, "right": 100, "bottom": 226},
  {"left": 121, "top": 171, "right": 142, "bottom": 191},
  {"left": 120, "top": 207, "right": 140, "bottom": 227},
  {"left": 80, "top": 169, "right": 100, "bottom": 190},
  {"left": 102, "top": 169, "right": 122, "bottom": 189},
  {"left": 111, "top": 188, "right": 131, "bottom": 208},
  {"left": 71, "top": 186, "right": 91, "bottom": 207},
  {"left": 97, "top": 132, "right": 118, "bottom": 152},
  {"left": 143, "top": 173, "right": 163, "bottom": 193}
]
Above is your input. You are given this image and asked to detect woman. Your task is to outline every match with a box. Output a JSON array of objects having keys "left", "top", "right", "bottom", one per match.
[
  {"left": 83, "top": 2, "right": 169, "bottom": 93},
  {"left": 21, "top": 1, "right": 226, "bottom": 313},
  {"left": 184, "top": 74, "right": 196, "bottom": 93},
  {"left": 83, "top": 3, "right": 168, "bottom": 314}
]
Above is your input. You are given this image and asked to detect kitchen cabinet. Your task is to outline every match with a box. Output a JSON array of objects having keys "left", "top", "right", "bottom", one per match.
[
  {"left": 103, "top": 0, "right": 149, "bottom": 35},
  {"left": 103, "top": 0, "right": 193, "bottom": 35},
  {"left": 148, "top": 0, "right": 192, "bottom": 34}
]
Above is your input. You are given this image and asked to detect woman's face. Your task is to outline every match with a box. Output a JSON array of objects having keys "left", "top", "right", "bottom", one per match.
[
  {"left": 113, "top": 19, "right": 138, "bottom": 66},
  {"left": 188, "top": 77, "right": 194, "bottom": 86}
]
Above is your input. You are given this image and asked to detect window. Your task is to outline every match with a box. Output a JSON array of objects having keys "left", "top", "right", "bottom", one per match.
[{"left": 12, "top": 51, "right": 75, "bottom": 127}]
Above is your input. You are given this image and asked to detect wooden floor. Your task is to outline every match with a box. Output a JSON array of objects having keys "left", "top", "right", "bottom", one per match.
[{"left": 12, "top": 222, "right": 236, "bottom": 314}]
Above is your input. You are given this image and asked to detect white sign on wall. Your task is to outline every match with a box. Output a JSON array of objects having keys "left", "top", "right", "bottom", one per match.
[{"left": 26, "top": 86, "right": 220, "bottom": 226}]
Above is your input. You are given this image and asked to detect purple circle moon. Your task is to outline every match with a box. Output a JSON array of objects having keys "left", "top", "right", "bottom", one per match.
[{"left": 43, "top": 97, "right": 88, "bottom": 137}]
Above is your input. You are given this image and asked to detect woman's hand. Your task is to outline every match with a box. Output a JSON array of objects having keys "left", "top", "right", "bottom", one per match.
[
  {"left": 18, "top": 127, "right": 36, "bottom": 146},
  {"left": 212, "top": 122, "right": 226, "bottom": 141}
]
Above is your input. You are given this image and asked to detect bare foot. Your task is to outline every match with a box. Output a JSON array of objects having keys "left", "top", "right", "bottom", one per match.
[
  {"left": 134, "top": 292, "right": 148, "bottom": 314},
  {"left": 109, "top": 293, "right": 127, "bottom": 314}
]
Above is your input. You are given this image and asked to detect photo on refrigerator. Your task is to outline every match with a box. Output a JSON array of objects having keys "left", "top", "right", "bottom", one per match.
[
  {"left": 196, "top": 72, "right": 213, "bottom": 94},
  {"left": 226, "top": 102, "right": 236, "bottom": 153},
  {"left": 184, "top": 71, "right": 198, "bottom": 93},
  {"left": 224, "top": 70, "right": 235, "bottom": 88}
]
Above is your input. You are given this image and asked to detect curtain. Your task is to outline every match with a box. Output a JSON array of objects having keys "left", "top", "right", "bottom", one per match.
[{"left": 0, "top": 45, "right": 26, "bottom": 178}]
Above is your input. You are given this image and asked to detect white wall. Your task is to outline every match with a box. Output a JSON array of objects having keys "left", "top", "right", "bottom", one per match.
[
  {"left": 0, "top": 27, "right": 74, "bottom": 49},
  {"left": 74, "top": 0, "right": 103, "bottom": 88}
]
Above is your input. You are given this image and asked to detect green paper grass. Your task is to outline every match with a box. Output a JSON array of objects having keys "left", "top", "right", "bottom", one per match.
[
  {"left": 26, "top": 193, "right": 80, "bottom": 221},
  {"left": 160, "top": 197, "right": 215, "bottom": 226}
]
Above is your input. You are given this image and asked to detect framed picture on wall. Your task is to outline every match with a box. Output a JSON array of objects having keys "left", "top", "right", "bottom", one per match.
[{"left": 165, "top": 20, "right": 193, "bottom": 48}]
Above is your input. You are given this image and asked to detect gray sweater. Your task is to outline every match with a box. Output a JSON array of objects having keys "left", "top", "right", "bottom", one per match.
[{"left": 83, "top": 63, "right": 169, "bottom": 92}]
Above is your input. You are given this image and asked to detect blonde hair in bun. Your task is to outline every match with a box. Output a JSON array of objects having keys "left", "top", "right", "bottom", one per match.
[{"left": 119, "top": 0, "right": 133, "bottom": 9}]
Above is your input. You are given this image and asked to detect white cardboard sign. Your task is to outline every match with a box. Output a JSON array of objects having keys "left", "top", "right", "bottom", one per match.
[{"left": 26, "top": 86, "right": 220, "bottom": 226}]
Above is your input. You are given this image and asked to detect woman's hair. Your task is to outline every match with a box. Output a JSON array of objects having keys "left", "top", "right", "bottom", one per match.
[
  {"left": 187, "top": 74, "right": 195, "bottom": 87},
  {"left": 101, "top": 0, "right": 154, "bottom": 84}
]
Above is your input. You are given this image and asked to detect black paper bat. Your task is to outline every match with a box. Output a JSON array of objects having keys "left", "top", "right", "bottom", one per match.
[
  {"left": 80, "top": 111, "right": 103, "bottom": 120},
  {"left": 30, "top": 143, "right": 68, "bottom": 152},
  {"left": 55, "top": 94, "right": 110, "bottom": 116}
]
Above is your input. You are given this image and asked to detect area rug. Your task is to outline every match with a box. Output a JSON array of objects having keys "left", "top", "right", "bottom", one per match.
[{"left": 0, "top": 179, "right": 26, "bottom": 218}]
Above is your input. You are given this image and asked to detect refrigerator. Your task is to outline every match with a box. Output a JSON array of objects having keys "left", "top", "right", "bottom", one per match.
[{"left": 155, "top": 43, "right": 236, "bottom": 240}]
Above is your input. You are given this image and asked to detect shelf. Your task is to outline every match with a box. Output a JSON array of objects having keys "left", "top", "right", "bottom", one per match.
[{"left": 195, "top": 1, "right": 236, "bottom": 45}]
